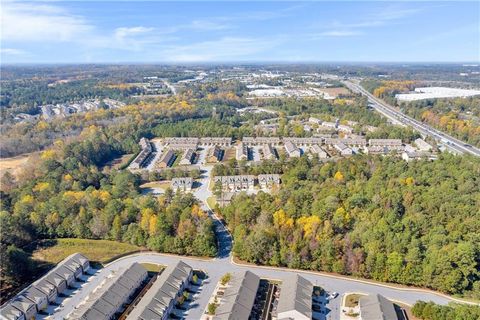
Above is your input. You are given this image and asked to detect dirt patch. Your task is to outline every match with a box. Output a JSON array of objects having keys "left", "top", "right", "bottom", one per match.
[
  {"left": 0, "top": 152, "right": 39, "bottom": 177},
  {"left": 316, "top": 87, "right": 351, "bottom": 98}
]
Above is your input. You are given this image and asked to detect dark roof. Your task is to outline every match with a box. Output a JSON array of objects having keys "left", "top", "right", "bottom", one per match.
[{"left": 68, "top": 263, "right": 147, "bottom": 320}]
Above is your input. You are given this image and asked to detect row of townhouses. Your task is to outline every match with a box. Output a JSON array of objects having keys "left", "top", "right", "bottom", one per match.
[
  {"left": 214, "top": 174, "right": 281, "bottom": 191},
  {"left": 1, "top": 253, "right": 90, "bottom": 320},
  {"left": 130, "top": 138, "right": 154, "bottom": 169}
]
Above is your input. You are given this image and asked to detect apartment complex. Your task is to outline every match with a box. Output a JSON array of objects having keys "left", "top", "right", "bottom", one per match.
[
  {"left": 68, "top": 263, "right": 148, "bottom": 320},
  {"left": 126, "top": 261, "right": 193, "bottom": 320},
  {"left": 1, "top": 253, "right": 90, "bottom": 320}
]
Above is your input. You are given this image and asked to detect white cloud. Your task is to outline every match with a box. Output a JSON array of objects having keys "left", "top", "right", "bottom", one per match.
[
  {"left": 0, "top": 1, "right": 93, "bottom": 42},
  {"left": 114, "top": 26, "right": 154, "bottom": 40},
  {"left": 0, "top": 48, "right": 28, "bottom": 55}
]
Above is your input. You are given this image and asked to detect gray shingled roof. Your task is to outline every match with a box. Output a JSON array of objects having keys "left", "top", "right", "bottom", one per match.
[
  {"left": 276, "top": 274, "right": 312, "bottom": 319},
  {"left": 0, "top": 304, "right": 24, "bottom": 320},
  {"left": 33, "top": 278, "right": 57, "bottom": 297},
  {"left": 126, "top": 261, "right": 193, "bottom": 320},
  {"left": 80, "top": 305, "right": 110, "bottom": 320},
  {"left": 70, "top": 253, "right": 89, "bottom": 266},
  {"left": 45, "top": 272, "right": 66, "bottom": 287},
  {"left": 359, "top": 294, "right": 398, "bottom": 320},
  {"left": 214, "top": 270, "right": 260, "bottom": 320},
  {"left": 10, "top": 296, "right": 35, "bottom": 315},
  {"left": 53, "top": 265, "right": 75, "bottom": 281},
  {"left": 22, "top": 286, "right": 47, "bottom": 305},
  {"left": 68, "top": 263, "right": 147, "bottom": 320},
  {"left": 139, "top": 307, "right": 164, "bottom": 320}
]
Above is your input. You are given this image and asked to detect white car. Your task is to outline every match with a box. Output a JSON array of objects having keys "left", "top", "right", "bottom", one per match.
[{"left": 329, "top": 292, "right": 338, "bottom": 299}]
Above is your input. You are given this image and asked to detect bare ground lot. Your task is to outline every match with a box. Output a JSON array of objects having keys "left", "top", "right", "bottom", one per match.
[
  {"left": 0, "top": 152, "right": 39, "bottom": 177},
  {"left": 316, "top": 87, "right": 351, "bottom": 98}
]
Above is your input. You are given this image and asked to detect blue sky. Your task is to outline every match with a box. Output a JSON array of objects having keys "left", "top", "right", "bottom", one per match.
[{"left": 1, "top": 1, "right": 479, "bottom": 63}]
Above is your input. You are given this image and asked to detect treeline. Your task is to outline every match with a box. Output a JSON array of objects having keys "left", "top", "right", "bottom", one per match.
[
  {"left": 219, "top": 154, "right": 480, "bottom": 297},
  {"left": 412, "top": 301, "right": 480, "bottom": 320},
  {"left": 0, "top": 79, "right": 141, "bottom": 114},
  {"left": 0, "top": 97, "right": 211, "bottom": 158},
  {"left": 365, "top": 124, "right": 421, "bottom": 143},
  {"left": 256, "top": 96, "right": 388, "bottom": 127},
  {"left": 152, "top": 118, "right": 253, "bottom": 140},
  {"left": 0, "top": 120, "right": 217, "bottom": 290},
  {"left": 400, "top": 97, "right": 480, "bottom": 147}
]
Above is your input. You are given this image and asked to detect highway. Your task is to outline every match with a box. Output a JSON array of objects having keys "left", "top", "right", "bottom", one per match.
[{"left": 343, "top": 80, "right": 480, "bottom": 157}]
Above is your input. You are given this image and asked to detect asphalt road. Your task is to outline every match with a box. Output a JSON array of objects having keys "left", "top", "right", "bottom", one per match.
[
  {"left": 343, "top": 80, "right": 480, "bottom": 157},
  {"left": 47, "top": 164, "right": 475, "bottom": 320}
]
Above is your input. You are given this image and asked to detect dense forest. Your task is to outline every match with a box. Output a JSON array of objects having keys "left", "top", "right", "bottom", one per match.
[
  {"left": 0, "top": 117, "right": 217, "bottom": 293},
  {"left": 0, "top": 97, "right": 216, "bottom": 157},
  {"left": 219, "top": 154, "right": 480, "bottom": 298},
  {"left": 412, "top": 301, "right": 480, "bottom": 320}
]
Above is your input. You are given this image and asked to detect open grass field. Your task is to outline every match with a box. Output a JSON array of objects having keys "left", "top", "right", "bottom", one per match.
[
  {"left": 140, "top": 181, "right": 170, "bottom": 191},
  {"left": 0, "top": 152, "right": 39, "bottom": 177},
  {"left": 140, "top": 263, "right": 164, "bottom": 272},
  {"left": 31, "top": 238, "right": 142, "bottom": 264}
]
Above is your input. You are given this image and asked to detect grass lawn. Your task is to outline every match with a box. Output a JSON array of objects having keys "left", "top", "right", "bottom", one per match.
[
  {"left": 140, "top": 181, "right": 171, "bottom": 190},
  {"left": 206, "top": 196, "right": 217, "bottom": 209},
  {"left": 141, "top": 263, "right": 164, "bottom": 272},
  {"left": 344, "top": 293, "right": 366, "bottom": 308},
  {"left": 31, "top": 238, "right": 142, "bottom": 265}
]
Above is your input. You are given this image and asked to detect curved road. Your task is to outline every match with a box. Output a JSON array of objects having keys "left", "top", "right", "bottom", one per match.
[{"left": 53, "top": 164, "right": 475, "bottom": 320}]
